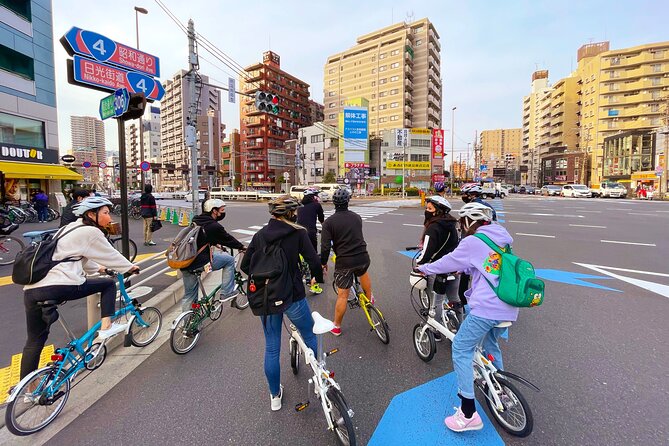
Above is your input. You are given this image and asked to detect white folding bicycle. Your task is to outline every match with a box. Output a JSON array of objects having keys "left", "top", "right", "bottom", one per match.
[{"left": 288, "top": 311, "right": 356, "bottom": 446}]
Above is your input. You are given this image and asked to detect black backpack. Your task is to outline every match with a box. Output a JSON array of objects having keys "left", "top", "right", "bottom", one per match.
[
  {"left": 12, "top": 226, "right": 83, "bottom": 285},
  {"left": 247, "top": 232, "right": 293, "bottom": 316}
]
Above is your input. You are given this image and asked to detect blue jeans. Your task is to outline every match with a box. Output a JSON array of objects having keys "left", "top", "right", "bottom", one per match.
[
  {"left": 262, "top": 298, "right": 317, "bottom": 396},
  {"left": 37, "top": 206, "right": 48, "bottom": 222},
  {"left": 452, "top": 314, "right": 505, "bottom": 399},
  {"left": 181, "top": 252, "right": 236, "bottom": 311}
]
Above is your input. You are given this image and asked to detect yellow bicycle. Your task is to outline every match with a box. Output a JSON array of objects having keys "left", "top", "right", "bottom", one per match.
[{"left": 331, "top": 255, "right": 390, "bottom": 344}]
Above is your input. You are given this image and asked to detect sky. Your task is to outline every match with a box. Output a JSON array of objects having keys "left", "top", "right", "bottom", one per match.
[{"left": 51, "top": 0, "right": 669, "bottom": 156}]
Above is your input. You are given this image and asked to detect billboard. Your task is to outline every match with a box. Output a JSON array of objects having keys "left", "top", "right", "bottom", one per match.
[
  {"left": 432, "top": 129, "right": 444, "bottom": 160},
  {"left": 342, "top": 106, "right": 368, "bottom": 162}
]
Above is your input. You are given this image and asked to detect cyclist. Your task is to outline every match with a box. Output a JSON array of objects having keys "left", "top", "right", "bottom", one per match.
[
  {"left": 240, "top": 195, "right": 323, "bottom": 411},
  {"left": 434, "top": 181, "right": 446, "bottom": 197},
  {"left": 415, "top": 196, "right": 462, "bottom": 339},
  {"left": 20, "top": 197, "right": 140, "bottom": 379},
  {"left": 320, "top": 188, "right": 374, "bottom": 336},
  {"left": 416, "top": 202, "right": 518, "bottom": 432},
  {"left": 181, "top": 199, "right": 245, "bottom": 311},
  {"left": 460, "top": 185, "right": 497, "bottom": 221},
  {"left": 59, "top": 188, "right": 90, "bottom": 227},
  {"left": 297, "top": 188, "right": 325, "bottom": 294}
]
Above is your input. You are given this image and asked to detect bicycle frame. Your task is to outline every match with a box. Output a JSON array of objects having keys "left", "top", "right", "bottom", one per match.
[{"left": 349, "top": 278, "right": 383, "bottom": 328}]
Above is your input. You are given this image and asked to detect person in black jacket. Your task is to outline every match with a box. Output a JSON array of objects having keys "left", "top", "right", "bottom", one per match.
[
  {"left": 415, "top": 196, "right": 462, "bottom": 338},
  {"left": 59, "top": 188, "right": 90, "bottom": 227},
  {"left": 241, "top": 195, "right": 323, "bottom": 411},
  {"left": 296, "top": 188, "right": 324, "bottom": 250},
  {"left": 140, "top": 184, "right": 158, "bottom": 246},
  {"left": 181, "top": 199, "right": 245, "bottom": 311},
  {"left": 320, "top": 188, "right": 373, "bottom": 336}
]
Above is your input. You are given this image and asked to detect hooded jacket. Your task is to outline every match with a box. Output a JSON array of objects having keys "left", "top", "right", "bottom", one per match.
[
  {"left": 296, "top": 197, "right": 324, "bottom": 233},
  {"left": 241, "top": 219, "right": 323, "bottom": 305},
  {"left": 418, "top": 223, "right": 519, "bottom": 321},
  {"left": 186, "top": 213, "right": 245, "bottom": 271},
  {"left": 415, "top": 215, "right": 459, "bottom": 265},
  {"left": 140, "top": 192, "right": 157, "bottom": 218}
]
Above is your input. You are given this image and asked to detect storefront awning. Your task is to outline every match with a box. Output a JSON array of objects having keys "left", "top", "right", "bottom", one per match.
[{"left": 0, "top": 161, "right": 83, "bottom": 180}]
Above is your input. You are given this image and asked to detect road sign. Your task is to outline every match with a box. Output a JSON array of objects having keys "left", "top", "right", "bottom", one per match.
[
  {"left": 395, "top": 128, "right": 409, "bottom": 147},
  {"left": 61, "top": 154, "right": 75, "bottom": 163},
  {"left": 480, "top": 164, "right": 488, "bottom": 172},
  {"left": 656, "top": 166, "right": 664, "bottom": 177},
  {"left": 283, "top": 171, "right": 290, "bottom": 180},
  {"left": 82, "top": 161, "right": 92, "bottom": 168},
  {"left": 99, "top": 88, "right": 130, "bottom": 120},
  {"left": 140, "top": 161, "right": 151, "bottom": 172},
  {"left": 99, "top": 162, "right": 107, "bottom": 169},
  {"left": 61, "top": 27, "right": 160, "bottom": 77},
  {"left": 69, "top": 55, "right": 164, "bottom": 101},
  {"left": 228, "top": 77, "right": 235, "bottom": 103}
]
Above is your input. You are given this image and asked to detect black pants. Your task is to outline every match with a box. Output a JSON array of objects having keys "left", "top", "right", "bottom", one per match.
[
  {"left": 307, "top": 230, "right": 318, "bottom": 252},
  {"left": 458, "top": 273, "right": 470, "bottom": 306},
  {"left": 21, "top": 278, "right": 117, "bottom": 378}
]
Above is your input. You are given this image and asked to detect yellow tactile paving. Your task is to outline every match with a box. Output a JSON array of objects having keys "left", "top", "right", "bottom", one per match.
[{"left": 0, "top": 345, "right": 54, "bottom": 403}]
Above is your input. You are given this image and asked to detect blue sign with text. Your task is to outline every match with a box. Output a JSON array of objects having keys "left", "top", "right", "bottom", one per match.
[{"left": 343, "top": 107, "right": 368, "bottom": 139}]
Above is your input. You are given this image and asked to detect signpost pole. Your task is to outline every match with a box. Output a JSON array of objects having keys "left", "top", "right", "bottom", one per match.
[
  {"left": 117, "top": 119, "right": 130, "bottom": 258},
  {"left": 402, "top": 137, "right": 406, "bottom": 199}
]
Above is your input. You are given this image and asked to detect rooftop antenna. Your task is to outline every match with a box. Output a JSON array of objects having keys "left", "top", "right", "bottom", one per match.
[{"left": 406, "top": 11, "right": 414, "bottom": 25}]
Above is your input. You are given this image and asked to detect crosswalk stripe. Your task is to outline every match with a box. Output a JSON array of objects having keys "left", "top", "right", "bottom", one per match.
[{"left": 232, "top": 229, "right": 257, "bottom": 236}]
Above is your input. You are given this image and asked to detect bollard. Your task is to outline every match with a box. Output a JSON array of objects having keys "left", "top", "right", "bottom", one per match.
[
  {"left": 421, "top": 191, "right": 426, "bottom": 208},
  {"left": 87, "top": 292, "right": 100, "bottom": 330}
]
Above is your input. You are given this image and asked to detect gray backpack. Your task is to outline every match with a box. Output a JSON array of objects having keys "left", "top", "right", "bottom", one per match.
[{"left": 166, "top": 224, "right": 208, "bottom": 269}]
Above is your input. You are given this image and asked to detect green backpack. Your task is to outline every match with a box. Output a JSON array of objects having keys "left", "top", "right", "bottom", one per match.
[{"left": 473, "top": 233, "right": 545, "bottom": 308}]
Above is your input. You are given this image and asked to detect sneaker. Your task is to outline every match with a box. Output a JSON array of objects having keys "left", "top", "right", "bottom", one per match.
[
  {"left": 368, "top": 294, "right": 375, "bottom": 305},
  {"left": 147, "top": 241, "right": 157, "bottom": 246},
  {"left": 434, "top": 332, "right": 443, "bottom": 342},
  {"left": 444, "top": 407, "right": 483, "bottom": 432},
  {"left": 97, "top": 322, "right": 128, "bottom": 340},
  {"left": 220, "top": 291, "right": 239, "bottom": 302},
  {"left": 270, "top": 385, "right": 284, "bottom": 411},
  {"left": 330, "top": 326, "right": 342, "bottom": 337},
  {"left": 310, "top": 284, "right": 323, "bottom": 294}
]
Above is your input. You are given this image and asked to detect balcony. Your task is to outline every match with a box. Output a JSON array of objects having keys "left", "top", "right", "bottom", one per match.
[
  {"left": 429, "top": 29, "right": 439, "bottom": 47},
  {"left": 607, "top": 92, "right": 663, "bottom": 106},
  {"left": 605, "top": 51, "right": 669, "bottom": 68},
  {"left": 428, "top": 81, "right": 439, "bottom": 95},
  {"left": 428, "top": 42, "right": 439, "bottom": 60},
  {"left": 428, "top": 95, "right": 440, "bottom": 108},
  {"left": 427, "top": 120, "right": 435, "bottom": 128},
  {"left": 428, "top": 107, "right": 440, "bottom": 120},
  {"left": 404, "top": 79, "right": 414, "bottom": 90},
  {"left": 404, "top": 65, "right": 413, "bottom": 78},
  {"left": 244, "top": 118, "right": 263, "bottom": 127},
  {"left": 404, "top": 105, "right": 412, "bottom": 114},
  {"left": 404, "top": 52, "right": 413, "bottom": 64},
  {"left": 404, "top": 118, "right": 413, "bottom": 127},
  {"left": 428, "top": 56, "right": 437, "bottom": 67},
  {"left": 600, "top": 105, "right": 662, "bottom": 119},
  {"left": 404, "top": 92, "right": 412, "bottom": 101},
  {"left": 428, "top": 68, "right": 439, "bottom": 81},
  {"left": 604, "top": 77, "right": 669, "bottom": 93}
]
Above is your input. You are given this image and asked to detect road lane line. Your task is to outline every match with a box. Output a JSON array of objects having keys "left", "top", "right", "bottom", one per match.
[
  {"left": 232, "top": 229, "right": 257, "bottom": 235},
  {"left": 656, "top": 211, "right": 669, "bottom": 213},
  {"left": 600, "top": 240, "right": 656, "bottom": 247},
  {"left": 515, "top": 233, "right": 555, "bottom": 238},
  {"left": 575, "top": 264, "right": 669, "bottom": 278},
  {"left": 403, "top": 224, "right": 423, "bottom": 227},
  {"left": 387, "top": 213, "right": 404, "bottom": 216},
  {"left": 569, "top": 224, "right": 607, "bottom": 228},
  {"left": 579, "top": 210, "right": 602, "bottom": 213},
  {"left": 249, "top": 225, "right": 264, "bottom": 230},
  {"left": 629, "top": 213, "right": 661, "bottom": 217},
  {"left": 365, "top": 220, "right": 383, "bottom": 224},
  {"left": 508, "top": 220, "right": 538, "bottom": 224},
  {"left": 606, "top": 208, "right": 632, "bottom": 211}
]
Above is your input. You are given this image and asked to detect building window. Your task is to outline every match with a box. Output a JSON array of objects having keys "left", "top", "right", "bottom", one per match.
[
  {"left": 372, "top": 68, "right": 376, "bottom": 74},
  {"left": 390, "top": 115, "right": 399, "bottom": 121},
  {"left": 652, "top": 50, "right": 664, "bottom": 59},
  {"left": 328, "top": 113, "right": 335, "bottom": 119},
  {"left": 414, "top": 27, "right": 423, "bottom": 34},
  {"left": 416, "top": 39, "right": 422, "bottom": 46},
  {"left": 652, "top": 63, "right": 662, "bottom": 73},
  {"left": 328, "top": 103, "right": 335, "bottom": 108},
  {"left": 371, "top": 106, "right": 375, "bottom": 111},
  {"left": 390, "top": 62, "right": 399, "bottom": 69},
  {"left": 328, "top": 68, "right": 335, "bottom": 74},
  {"left": 328, "top": 91, "right": 335, "bottom": 97},
  {"left": 311, "top": 134, "right": 324, "bottom": 143},
  {"left": 328, "top": 79, "right": 336, "bottom": 85},
  {"left": 379, "top": 78, "right": 387, "bottom": 84},
  {"left": 0, "top": 0, "right": 31, "bottom": 20},
  {"left": 379, "top": 91, "right": 386, "bottom": 97},
  {"left": 379, "top": 65, "right": 387, "bottom": 72},
  {"left": 0, "top": 44, "right": 35, "bottom": 81},
  {"left": 650, "top": 103, "right": 660, "bottom": 112},
  {"left": 371, "top": 81, "right": 376, "bottom": 87},
  {"left": 379, "top": 104, "right": 387, "bottom": 110},
  {"left": 652, "top": 77, "right": 661, "bottom": 86},
  {"left": 379, "top": 117, "right": 387, "bottom": 123},
  {"left": 371, "top": 119, "right": 376, "bottom": 124},
  {"left": 390, "top": 89, "right": 398, "bottom": 95},
  {"left": 379, "top": 53, "right": 387, "bottom": 59},
  {"left": 0, "top": 112, "right": 46, "bottom": 148},
  {"left": 390, "top": 75, "right": 399, "bottom": 82},
  {"left": 390, "top": 102, "right": 399, "bottom": 108}
]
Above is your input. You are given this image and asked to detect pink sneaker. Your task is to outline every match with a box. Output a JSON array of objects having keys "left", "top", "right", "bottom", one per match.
[
  {"left": 368, "top": 295, "right": 375, "bottom": 305},
  {"left": 330, "top": 326, "right": 342, "bottom": 336},
  {"left": 444, "top": 407, "right": 483, "bottom": 432}
]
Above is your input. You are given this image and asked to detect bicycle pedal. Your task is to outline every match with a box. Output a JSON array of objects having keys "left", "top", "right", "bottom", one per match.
[
  {"left": 123, "top": 333, "right": 131, "bottom": 347},
  {"left": 295, "top": 401, "right": 310, "bottom": 411}
]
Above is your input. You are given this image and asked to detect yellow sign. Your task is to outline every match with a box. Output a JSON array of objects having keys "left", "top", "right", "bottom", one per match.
[
  {"left": 386, "top": 161, "right": 431, "bottom": 169},
  {"left": 631, "top": 172, "right": 658, "bottom": 180},
  {"left": 410, "top": 128, "right": 431, "bottom": 135}
]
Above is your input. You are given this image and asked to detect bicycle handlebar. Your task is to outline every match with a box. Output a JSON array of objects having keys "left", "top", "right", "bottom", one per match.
[
  {"left": 104, "top": 268, "right": 140, "bottom": 278},
  {"left": 405, "top": 246, "right": 420, "bottom": 251}
]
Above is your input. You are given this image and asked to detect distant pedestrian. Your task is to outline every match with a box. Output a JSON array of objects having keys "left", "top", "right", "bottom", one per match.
[
  {"left": 32, "top": 189, "right": 49, "bottom": 223},
  {"left": 140, "top": 184, "right": 157, "bottom": 246}
]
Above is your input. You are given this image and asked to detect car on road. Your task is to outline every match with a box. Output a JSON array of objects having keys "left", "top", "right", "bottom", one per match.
[
  {"left": 184, "top": 190, "right": 206, "bottom": 202},
  {"left": 519, "top": 185, "right": 536, "bottom": 194},
  {"left": 561, "top": 184, "right": 592, "bottom": 198},
  {"left": 540, "top": 185, "right": 562, "bottom": 196},
  {"left": 591, "top": 182, "right": 627, "bottom": 198}
]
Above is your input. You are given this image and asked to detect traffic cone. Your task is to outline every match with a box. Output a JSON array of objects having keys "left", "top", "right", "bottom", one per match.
[
  {"left": 179, "top": 209, "right": 189, "bottom": 226},
  {"left": 166, "top": 208, "right": 172, "bottom": 221},
  {"left": 159, "top": 207, "right": 167, "bottom": 221},
  {"left": 171, "top": 209, "right": 179, "bottom": 225}
]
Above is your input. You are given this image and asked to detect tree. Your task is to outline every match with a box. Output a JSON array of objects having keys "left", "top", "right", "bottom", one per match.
[{"left": 323, "top": 171, "right": 336, "bottom": 183}]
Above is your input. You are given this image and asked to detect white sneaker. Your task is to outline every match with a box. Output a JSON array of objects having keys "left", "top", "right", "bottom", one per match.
[
  {"left": 220, "top": 291, "right": 240, "bottom": 303},
  {"left": 270, "top": 385, "right": 284, "bottom": 411},
  {"left": 97, "top": 322, "right": 128, "bottom": 340}
]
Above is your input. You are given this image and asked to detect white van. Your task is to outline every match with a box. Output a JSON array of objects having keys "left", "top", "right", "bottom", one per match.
[
  {"left": 290, "top": 185, "right": 331, "bottom": 202},
  {"left": 313, "top": 183, "right": 348, "bottom": 202}
]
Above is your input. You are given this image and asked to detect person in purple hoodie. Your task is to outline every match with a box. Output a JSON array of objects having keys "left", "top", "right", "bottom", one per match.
[{"left": 417, "top": 202, "right": 519, "bottom": 433}]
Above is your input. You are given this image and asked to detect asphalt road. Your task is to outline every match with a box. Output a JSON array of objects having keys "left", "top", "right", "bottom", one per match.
[{"left": 4, "top": 196, "right": 669, "bottom": 445}]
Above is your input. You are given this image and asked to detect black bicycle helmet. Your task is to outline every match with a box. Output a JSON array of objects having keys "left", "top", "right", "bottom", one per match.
[
  {"left": 268, "top": 194, "right": 301, "bottom": 216},
  {"left": 332, "top": 188, "right": 351, "bottom": 206}
]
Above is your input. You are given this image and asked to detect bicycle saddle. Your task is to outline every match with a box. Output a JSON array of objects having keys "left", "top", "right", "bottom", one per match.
[
  {"left": 37, "top": 300, "right": 61, "bottom": 325},
  {"left": 0, "top": 223, "right": 18, "bottom": 235},
  {"left": 311, "top": 311, "right": 335, "bottom": 335},
  {"left": 495, "top": 321, "right": 512, "bottom": 328}
]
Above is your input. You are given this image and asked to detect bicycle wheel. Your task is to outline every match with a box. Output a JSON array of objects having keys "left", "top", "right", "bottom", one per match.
[
  {"left": 209, "top": 297, "right": 223, "bottom": 321},
  {"left": 5, "top": 367, "right": 70, "bottom": 436},
  {"left": 412, "top": 323, "right": 436, "bottom": 362},
  {"left": 326, "top": 387, "right": 356, "bottom": 446},
  {"left": 366, "top": 304, "right": 390, "bottom": 344},
  {"left": 0, "top": 235, "right": 25, "bottom": 265},
  {"left": 129, "top": 307, "right": 162, "bottom": 347},
  {"left": 289, "top": 338, "right": 300, "bottom": 375},
  {"left": 418, "top": 290, "right": 430, "bottom": 310},
  {"left": 232, "top": 281, "right": 249, "bottom": 310},
  {"left": 170, "top": 311, "right": 201, "bottom": 354},
  {"left": 9, "top": 207, "right": 26, "bottom": 224},
  {"left": 483, "top": 376, "right": 533, "bottom": 437},
  {"left": 111, "top": 237, "right": 137, "bottom": 262},
  {"left": 130, "top": 208, "right": 142, "bottom": 220}
]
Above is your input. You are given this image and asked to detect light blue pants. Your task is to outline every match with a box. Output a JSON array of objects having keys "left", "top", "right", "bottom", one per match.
[
  {"left": 262, "top": 298, "right": 317, "bottom": 396},
  {"left": 181, "top": 252, "right": 236, "bottom": 311},
  {"left": 452, "top": 314, "right": 505, "bottom": 399}
]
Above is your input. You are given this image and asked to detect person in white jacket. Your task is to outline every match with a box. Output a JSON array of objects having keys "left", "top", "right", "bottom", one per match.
[{"left": 20, "top": 197, "right": 139, "bottom": 379}]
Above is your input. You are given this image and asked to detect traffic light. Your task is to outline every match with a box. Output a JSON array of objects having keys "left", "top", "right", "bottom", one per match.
[
  {"left": 254, "top": 91, "right": 279, "bottom": 115},
  {"left": 121, "top": 93, "right": 147, "bottom": 121}
]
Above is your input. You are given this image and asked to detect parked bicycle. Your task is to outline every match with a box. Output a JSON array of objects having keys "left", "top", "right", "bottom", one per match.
[
  {"left": 410, "top": 272, "right": 538, "bottom": 437},
  {"left": 170, "top": 248, "right": 248, "bottom": 354},
  {"left": 288, "top": 311, "right": 356, "bottom": 445},
  {"left": 4, "top": 270, "right": 162, "bottom": 436},
  {"left": 0, "top": 223, "right": 24, "bottom": 265}
]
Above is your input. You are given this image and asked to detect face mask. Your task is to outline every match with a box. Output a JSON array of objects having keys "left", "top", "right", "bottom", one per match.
[
  {"left": 424, "top": 210, "right": 434, "bottom": 221},
  {"left": 215, "top": 211, "right": 226, "bottom": 221}
]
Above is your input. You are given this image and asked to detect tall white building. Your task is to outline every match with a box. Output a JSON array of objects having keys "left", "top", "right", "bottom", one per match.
[
  {"left": 295, "top": 124, "right": 339, "bottom": 184},
  {"left": 70, "top": 116, "right": 106, "bottom": 164}
]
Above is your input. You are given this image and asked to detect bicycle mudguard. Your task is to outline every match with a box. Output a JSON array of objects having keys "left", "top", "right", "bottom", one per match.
[
  {"left": 496, "top": 370, "right": 540, "bottom": 392},
  {"left": 5, "top": 366, "right": 53, "bottom": 403}
]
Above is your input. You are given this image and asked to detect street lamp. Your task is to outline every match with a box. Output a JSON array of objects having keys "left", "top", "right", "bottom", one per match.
[
  {"left": 135, "top": 6, "right": 148, "bottom": 188},
  {"left": 450, "top": 106, "right": 456, "bottom": 194}
]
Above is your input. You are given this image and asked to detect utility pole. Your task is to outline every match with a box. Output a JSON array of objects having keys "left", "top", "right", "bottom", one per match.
[
  {"left": 135, "top": 6, "right": 148, "bottom": 188},
  {"left": 186, "top": 19, "right": 199, "bottom": 213}
]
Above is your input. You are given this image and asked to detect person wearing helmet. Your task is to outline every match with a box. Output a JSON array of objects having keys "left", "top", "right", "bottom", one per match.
[
  {"left": 416, "top": 202, "right": 517, "bottom": 433},
  {"left": 20, "top": 196, "right": 140, "bottom": 379},
  {"left": 415, "top": 196, "right": 462, "bottom": 337},
  {"left": 320, "top": 187, "right": 374, "bottom": 336},
  {"left": 461, "top": 185, "right": 497, "bottom": 221},
  {"left": 241, "top": 195, "right": 323, "bottom": 411},
  {"left": 181, "top": 198, "right": 245, "bottom": 311},
  {"left": 296, "top": 188, "right": 325, "bottom": 251},
  {"left": 433, "top": 181, "right": 446, "bottom": 197},
  {"left": 59, "top": 187, "right": 90, "bottom": 227}
]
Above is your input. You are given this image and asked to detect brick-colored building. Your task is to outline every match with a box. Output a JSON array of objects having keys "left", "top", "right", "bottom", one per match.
[{"left": 239, "top": 51, "right": 311, "bottom": 189}]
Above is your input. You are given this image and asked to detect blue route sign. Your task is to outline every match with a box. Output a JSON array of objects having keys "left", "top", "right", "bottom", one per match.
[{"left": 99, "top": 88, "right": 130, "bottom": 120}]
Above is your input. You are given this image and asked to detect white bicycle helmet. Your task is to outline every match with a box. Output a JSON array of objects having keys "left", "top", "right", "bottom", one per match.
[
  {"left": 463, "top": 185, "right": 483, "bottom": 195},
  {"left": 303, "top": 188, "right": 319, "bottom": 197},
  {"left": 409, "top": 271, "right": 428, "bottom": 291},
  {"left": 203, "top": 198, "right": 226, "bottom": 212},
  {"left": 425, "top": 195, "right": 452, "bottom": 212},
  {"left": 72, "top": 197, "right": 113, "bottom": 216},
  {"left": 458, "top": 202, "right": 494, "bottom": 222}
]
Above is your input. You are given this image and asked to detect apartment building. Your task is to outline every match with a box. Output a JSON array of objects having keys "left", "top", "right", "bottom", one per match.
[
  {"left": 294, "top": 124, "right": 339, "bottom": 184},
  {"left": 521, "top": 70, "right": 551, "bottom": 185},
  {"left": 160, "top": 70, "right": 221, "bottom": 190},
  {"left": 309, "top": 100, "right": 325, "bottom": 124},
  {"left": 547, "top": 76, "right": 580, "bottom": 154},
  {"left": 221, "top": 130, "right": 240, "bottom": 186},
  {"left": 480, "top": 129, "right": 523, "bottom": 168},
  {"left": 72, "top": 146, "right": 98, "bottom": 186},
  {"left": 70, "top": 116, "right": 106, "bottom": 164},
  {"left": 323, "top": 18, "right": 442, "bottom": 138},
  {"left": 380, "top": 128, "right": 432, "bottom": 189},
  {"left": 239, "top": 51, "right": 311, "bottom": 189}
]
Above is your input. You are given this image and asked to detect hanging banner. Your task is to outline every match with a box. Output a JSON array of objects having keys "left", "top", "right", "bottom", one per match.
[{"left": 432, "top": 129, "right": 444, "bottom": 160}]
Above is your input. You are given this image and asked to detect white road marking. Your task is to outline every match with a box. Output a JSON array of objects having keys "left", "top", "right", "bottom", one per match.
[
  {"left": 575, "top": 263, "right": 669, "bottom": 299},
  {"left": 656, "top": 211, "right": 669, "bottom": 213},
  {"left": 503, "top": 212, "right": 585, "bottom": 218},
  {"left": 575, "top": 265, "right": 669, "bottom": 278},
  {"left": 515, "top": 233, "right": 555, "bottom": 238},
  {"left": 569, "top": 224, "right": 607, "bottom": 229},
  {"left": 249, "top": 225, "right": 264, "bottom": 230},
  {"left": 629, "top": 213, "right": 661, "bottom": 217},
  {"left": 387, "top": 213, "right": 404, "bottom": 216},
  {"left": 565, "top": 207, "right": 585, "bottom": 209},
  {"left": 232, "top": 229, "right": 257, "bottom": 235},
  {"left": 365, "top": 220, "right": 383, "bottom": 224},
  {"left": 579, "top": 210, "right": 602, "bottom": 213},
  {"left": 508, "top": 220, "right": 538, "bottom": 224},
  {"left": 403, "top": 224, "right": 424, "bottom": 227},
  {"left": 600, "top": 240, "right": 656, "bottom": 247}
]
